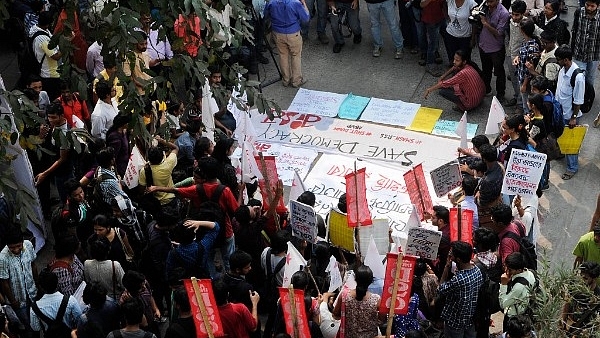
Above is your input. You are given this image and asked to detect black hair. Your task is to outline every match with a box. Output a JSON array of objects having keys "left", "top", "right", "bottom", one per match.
[
  {"left": 92, "top": 214, "right": 112, "bottom": 229},
  {"left": 579, "top": 261, "right": 600, "bottom": 278},
  {"left": 540, "top": 29, "right": 556, "bottom": 43},
  {"left": 469, "top": 159, "right": 487, "bottom": 174},
  {"left": 505, "top": 315, "right": 533, "bottom": 338},
  {"left": 519, "top": 18, "right": 536, "bottom": 37},
  {"left": 555, "top": 45, "right": 573, "bottom": 61},
  {"left": 506, "top": 114, "right": 528, "bottom": 141},
  {"left": 505, "top": 252, "right": 526, "bottom": 270},
  {"left": 82, "top": 282, "right": 108, "bottom": 308},
  {"left": 474, "top": 227, "right": 500, "bottom": 252},
  {"left": 450, "top": 241, "right": 473, "bottom": 263},
  {"left": 54, "top": 234, "right": 80, "bottom": 258},
  {"left": 270, "top": 230, "right": 292, "bottom": 255},
  {"left": 172, "top": 222, "right": 196, "bottom": 245},
  {"left": 90, "top": 238, "right": 111, "bottom": 261},
  {"left": 471, "top": 135, "right": 490, "bottom": 151},
  {"left": 27, "top": 74, "right": 42, "bottom": 86},
  {"left": 511, "top": 0, "right": 527, "bottom": 13},
  {"left": 38, "top": 11, "right": 53, "bottom": 27},
  {"left": 479, "top": 144, "right": 497, "bottom": 163},
  {"left": 122, "top": 270, "right": 146, "bottom": 297},
  {"left": 414, "top": 259, "right": 428, "bottom": 277},
  {"left": 433, "top": 205, "right": 450, "bottom": 224},
  {"left": 23, "top": 88, "right": 39, "bottom": 102},
  {"left": 297, "top": 191, "right": 316, "bottom": 207},
  {"left": 103, "top": 54, "right": 117, "bottom": 69},
  {"left": 355, "top": 265, "right": 373, "bottom": 301},
  {"left": 528, "top": 93, "right": 545, "bottom": 113},
  {"left": 60, "top": 79, "right": 70, "bottom": 91},
  {"left": 39, "top": 269, "right": 59, "bottom": 294},
  {"left": 338, "top": 193, "right": 347, "bottom": 213},
  {"left": 173, "top": 287, "right": 191, "bottom": 312},
  {"left": 234, "top": 205, "right": 251, "bottom": 225},
  {"left": 121, "top": 298, "right": 144, "bottom": 325},
  {"left": 455, "top": 49, "right": 484, "bottom": 77},
  {"left": 291, "top": 270, "right": 309, "bottom": 290},
  {"left": 96, "top": 146, "right": 115, "bottom": 168},
  {"left": 46, "top": 102, "right": 64, "bottom": 116},
  {"left": 4, "top": 227, "right": 23, "bottom": 245},
  {"left": 229, "top": 250, "right": 253, "bottom": 272},
  {"left": 491, "top": 203, "right": 513, "bottom": 226},
  {"left": 194, "top": 136, "right": 213, "bottom": 160},
  {"left": 545, "top": 0, "right": 561, "bottom": 14},
  {"left": 76, "top": 321, "right": 105, "bottom": 338},
  {"left": 530, "top": 75, "right": 549, "bottom": 91},
  {"left": 462, "top": 175, "right": 478, "bottom": 196},
  {"left": 212, "top": 137, "right": 235, "bottom": 164},
  {"left": 95, "top": 80, "right": 112, "bottom": 101},
  {"left": 107, "top": 114, "right": 130, "bottom": 136},
  {"left": 212, "top": 279, "right": 229, "bottom": 305},
  {"left": 186, "top": 119, "right": 202, "bottom": 134},
  {"left": 64, "top": 178, "right": 81, "bottom": 195},
  {"left": 405, "top": 330, "right": 428, "bottom": 338},
  {"left": 147, "top": 146, "right": 164, "bottom": 165},
  {"left": 196, "top": 156, "right": 220, "bottom": 180}
]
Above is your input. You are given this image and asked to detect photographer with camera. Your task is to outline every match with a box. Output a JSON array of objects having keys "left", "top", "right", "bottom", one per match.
[
  {"left": 328, "top": 0, "right": 363, "bottom": 53},
  {"left": 512, "top": 18, "right": 542, "bottom": 114},
  {"left": 477, "top": 0, "right": 510, "bottom": 102}
]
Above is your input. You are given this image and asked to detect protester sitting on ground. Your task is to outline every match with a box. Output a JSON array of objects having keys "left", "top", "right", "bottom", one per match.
[
  {"left": 332, "top": 265, "right": 381, "bottom": 338},
  {"left": 423, "top": 49, "right": 486, "bottom": 111},
  {"left": 499, "top": 252, "right": 536, "bottom": 329}
]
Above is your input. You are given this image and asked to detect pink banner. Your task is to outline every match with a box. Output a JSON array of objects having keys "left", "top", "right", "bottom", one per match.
[
  {"left": 379, "top": 253, "right": 417, "bottom": 315},
  {"left": 403, "top": 164, "right": 433, "bottom": 220},
  {"left": 345, "top": 168, "right": 372, "bottom": 227}
]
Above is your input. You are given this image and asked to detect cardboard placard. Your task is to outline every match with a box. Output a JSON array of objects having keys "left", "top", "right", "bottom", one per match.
[
  {"left": 450, "top": 207, "right": 473, "bottom": 245},
  {"left": 430, "top": 161, "right": 462, "bottom": 198},
  {"left": 379, "top": 253, "right": 417, "bottom": 315},
  {"left": 338, "top": 93, "right": 371, "bottom": 120},
  {"left": 279, "top": 287, "right": 312, "bottom": 338},
  {"left": 501, "top": 149, "right": 546, "bottom": 197},
  {"left": 345, "top": 168, "right": 372, "bottom": 227},
  {"left": 557, "top": 125, "right": 587, "bottom": 155},
  {"left": 403, "top": 164, "right": 434, "bottom": 221},
  {"left": 290, "top": 200, "right": 318, "bottom": 243},
  {"left": 359, "top": 98, "right": 421, "bottom": 127},
  {"left": 328, "top": 209, "right": 355, "bottom": 252},
  {"left": 183, "top": 278, "right": 225, "bottom": 338},
  {"left": 287, "top": 88, "right": 346, "bottom": 117},
  {"left": 405, "top": 227, "right": 442, "bottom": 260}
]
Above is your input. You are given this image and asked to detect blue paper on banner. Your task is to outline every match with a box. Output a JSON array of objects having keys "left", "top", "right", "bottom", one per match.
[
  {"left": 338, "top": 93, "right": 371, "bottom": 120},
  {"left": 432, "top": 120, "right": 478, "bottom": 139}
]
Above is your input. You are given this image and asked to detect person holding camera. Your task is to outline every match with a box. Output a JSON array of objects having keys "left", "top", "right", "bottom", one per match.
[
  {"left": 478, "top": 0, "right": 510, "bottom": 102},
  {"left": 513, "top": 18, "right": 541, "bottom": 114},
  {"left": 328, "top": 0, "right": 363, "bottom": 53}
]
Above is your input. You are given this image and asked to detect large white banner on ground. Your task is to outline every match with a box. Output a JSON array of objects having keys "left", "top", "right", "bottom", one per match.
[
  {"left": 251, "top": 111, "right": 459, "bottom": 171},
  {"left": 304, "top": 154, "right": 450, "bottom": 236}
]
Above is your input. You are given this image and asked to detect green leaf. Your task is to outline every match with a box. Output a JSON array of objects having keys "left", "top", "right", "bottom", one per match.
[{"left": 0, "top": 177, "right": 18, "bottom": 190}]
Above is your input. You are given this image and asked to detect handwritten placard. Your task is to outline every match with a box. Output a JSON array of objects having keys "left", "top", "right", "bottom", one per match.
[
  {"left": 430, "top": 160, "right": 462, "bottom": 198},
  {"left": 501, "top": 149, "right": 547, "bottom": 197},
  {"left": 253, "top": 142, "right": 317, "bottom": 186},
  {"left": 407, "top": 107, "right": 443, "bottom": 133},
  {"left": 405, "top": 227, "right": 442, "bottom": 260},
  {"left": 359, "top": 98, "right": 421, "bottom": 127},
  {"left": 338, "top": 93, "right": 370, "bottom": 120},
  {"left": 557, "top": 125, "right": 587, "bottom": 155},
  {"left": 432, "top": 120, "right": 478, "bottom": 139},
  {"left": 358, "top": 219, "right": 390, "bottom": 255},
  {"left": 290, "top": 200, "right": 318, "bottom": 243},
  {"left": 287, "top": 88, "right": 346, "bottom": 117}
]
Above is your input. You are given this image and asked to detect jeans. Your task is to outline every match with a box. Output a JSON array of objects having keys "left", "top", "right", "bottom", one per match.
[
  {"left": 573, "top": 59, "right": 600, "bottom": 83},
  {"left": 444, "top": 324, "right": 477, "bottom": 338},
  {"left": 564, "top": 118, "right": 580, "bottom": 173},
  {"left": 273, "top": 31, "right": 304, "bottom": 86},
  {"left": 329, "top": 2, "right": 362, "bottom": 44},
  {"left": 439, "top": 87, "right": 462, "bottom": 107},
  {"left": 422, "top": 21, "right": 443, "bottom": 64},
  {"left": 398, "top": 0, "right": 418, "bottom": 47},
  {"left": 479, "top": 47, "right": 506, "bottom": 96},
  {"left": 506, "top": 55, "right": 520, "bottom": 102},
  {"left": 207, "top": 235, "right": 236, "bottom": 278},
  {"left": 302, "top": 0, "right": 328, "bottom": 35},
  {"left": 367, "top": 0, "right": 404, "bottom": 49},
  {"left": 443, "top": 31, "right": 471, "bottom": 65}
]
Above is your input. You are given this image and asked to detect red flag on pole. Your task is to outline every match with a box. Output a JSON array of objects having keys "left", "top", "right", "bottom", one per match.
[
  {"left": 256, "top": 155, "right": 287, "bottom": 212},
  {"left": 345, "top": 168, "right": 372, "bottom": 227},
  {"left": 379, "top": 253, "right": 417, "bottom": 316},
  {"left": 183, "top": 278, "right": 225, "bottom": 338},
  {"left": 402, "top": 164, "right": 433, "bottom": 221},
  {"left": 450, "top": 207, "right": 474, "bottom": 245},
  {"left": 278, "top": 287, "right": 311, "bottom": 338}
]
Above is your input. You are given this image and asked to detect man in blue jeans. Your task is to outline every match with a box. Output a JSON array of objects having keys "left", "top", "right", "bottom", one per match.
[
  {"left": 555, "top": 45, "right": 585, "bottom": 180},
  {"left": 302, "top": 0, "right": 330, "bottom": 44},
  {"left": 328, "top": 0, "right": 363, "bottom": 52},
  {"left": 365, "top": 0, "right": 404, "bottom": 58}
]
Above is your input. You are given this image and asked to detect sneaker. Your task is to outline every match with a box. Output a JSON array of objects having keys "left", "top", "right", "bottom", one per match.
[
  {"left": 333, "top": 43, "right": 344, "bottom": 53},
  {"left": 318, "top": 33, "right": 329, "bottom": 44},
  {"left": 594, "top": 114, "right": 600, "bottom": 128},
  {"left": 353, "top": 34, "right": 362, "bottom": 44},
  {"left": 505, "top": 98, "right": 517, "bottom": 107},
  {"left": 395, "top": 49, "right": 404, "bottom": 59},
  {"left": 292, "top": 79, "right": 308, "bottom": 88},
  {"left": 372, "top": 46, "right": 382, "bottom": 57},
  {"left": 257, "top": 53, "right": 269, "bottom": 64}
]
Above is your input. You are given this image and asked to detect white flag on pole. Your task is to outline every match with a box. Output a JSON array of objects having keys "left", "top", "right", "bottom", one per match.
[
  {"left": 485, "top": 96, "right": 506, "bottom": 135},
  {"left": 289, "top": 170, "right": 306, "bottom": 203},
  {"left": 407, "top": 204, "right": 421, "bottom": 229},
  {"left": 283, "top": 241, "right": 307, "bottom": 287},
  {"left": 456, "top": 111, "right": 468, "bottom": 149},
  {"left": 240, "top": 140, "right": 263, "bottom": 183},
  {"left": 326, "top": 256, "right": 343, "bottom": 292},
  {"left": 364, "top": 235, "right": 385, "bottom": 279}
]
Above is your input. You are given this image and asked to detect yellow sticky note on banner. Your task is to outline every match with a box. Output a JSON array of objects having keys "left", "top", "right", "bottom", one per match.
[
  {"left": 328, "top": 210, "right": 355, "bottom": 252},
  {"left": 557, "top": 125, "right": 587, "bottom": 155},
  {"left": 407, "top": 107, "right": 443, "bottom": 133}
]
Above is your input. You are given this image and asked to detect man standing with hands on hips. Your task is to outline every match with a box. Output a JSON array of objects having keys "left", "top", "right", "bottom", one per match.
[{"left": 264, "top": 0, "right": 310, "bottom": 88}]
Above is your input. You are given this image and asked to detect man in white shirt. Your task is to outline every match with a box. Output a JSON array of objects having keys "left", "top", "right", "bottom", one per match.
[
  {"left": 30, "top": 11, "right": 61, "bottom": 101},
  {"left": 91, "top": 80, "right": 119, "bottom": 139},
  {"left": 140, "top": 12, "right": 173, "bottom": 73},
  {"left": 555, "top": 45, "right": 585, "bottom": 180},
  {"left": 86, "top": 41, "right": 104, "bottom": 78}
]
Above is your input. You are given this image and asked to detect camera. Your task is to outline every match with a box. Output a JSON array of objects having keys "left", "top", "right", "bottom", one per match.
[{"left": 468, "top": 2, "right": 488, "bottom": 23}]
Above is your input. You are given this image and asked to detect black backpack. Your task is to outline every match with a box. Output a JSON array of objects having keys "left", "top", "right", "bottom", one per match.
[
  {"left": 31, "top": 295, "right": 71, "bottom": 338},
  {"left": 570, "top": 68, "right": 596, "bottom": 114},
  {"left": 502, "top": 221, "right": 538, "bottom": 270},
  {"left": 191, "top": 184, "right": 227, "bottom": 243},
  {"left": 19, "top": 30, "right": 49, "bottom": 80},
  {"left": 475, "top": 260, "right": 502, "bottom": 317}
]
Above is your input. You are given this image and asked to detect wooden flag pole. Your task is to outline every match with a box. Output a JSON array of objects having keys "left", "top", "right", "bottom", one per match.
[
  {"left": 191, "top": 277, "right": 214, "bottom": 338},
  {"left": 412, "top": 167, "right": 427, "bottom": 219},
  {"left": 385, "top": 253, "right": 404, "bottom": 338},
  {"left": 288, "top": 284, "right": 300, "bottom": 338},
  {"left": 353, "top": 162, "right": 362, "bottom": 260},
  {"left": 259, "top": 152, "right": 281, "bottom": 230},
  {"left": 304, "top": 265, "right": 322, "bottom": 295}
]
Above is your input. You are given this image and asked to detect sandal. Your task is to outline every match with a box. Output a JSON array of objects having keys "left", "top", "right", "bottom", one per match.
[{"left": 561, "top": 172, "right": 575, "bottom": 180}]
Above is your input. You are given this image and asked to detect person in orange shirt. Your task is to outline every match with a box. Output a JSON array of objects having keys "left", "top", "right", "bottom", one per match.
[{"left": 58, "top": 80, "right": 89, "bottom": 128}]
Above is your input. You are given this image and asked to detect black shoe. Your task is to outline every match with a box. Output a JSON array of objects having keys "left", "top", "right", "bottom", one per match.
[
  {"left": 333, "top": 43, "right": 344, "bottom": 53},
  {"left": 257, "top": 53, "right": 269, "bottom": 64},
  {"left": 353, "top": 34, "right": 362, "bottom": 44},
  {"left": 435, "top": 51, "right": 443, "bottom": 64}
]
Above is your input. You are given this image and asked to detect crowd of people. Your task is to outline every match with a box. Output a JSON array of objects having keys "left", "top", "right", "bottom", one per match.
[{"left": 0, "top": 0, "right": 599, "bottom": 337}]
